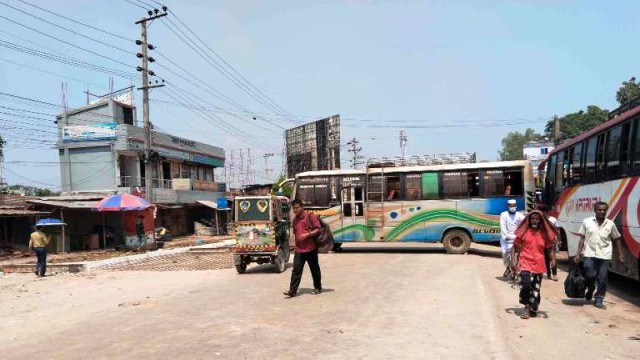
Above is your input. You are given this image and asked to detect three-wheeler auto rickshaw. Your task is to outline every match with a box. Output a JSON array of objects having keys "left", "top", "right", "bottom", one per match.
[{"left": 233, "top": 195, "right": 292, "bottom": 274}]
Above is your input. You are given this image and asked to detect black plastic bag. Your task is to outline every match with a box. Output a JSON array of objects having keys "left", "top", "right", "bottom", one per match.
[{"left": 564, "top": 262, "right": 587, "bottom": 298}]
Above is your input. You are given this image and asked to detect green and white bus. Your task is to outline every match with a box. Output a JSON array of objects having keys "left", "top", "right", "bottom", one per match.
[{"left": 292, "top": 157, "right": 535, "bottom": 253}]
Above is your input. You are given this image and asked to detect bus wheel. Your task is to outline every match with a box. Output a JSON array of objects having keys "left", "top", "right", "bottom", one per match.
[
  {"left": 235, "top": 263, "right": 247, "bottom": 274},
  {"left": 442, "top": 230, "right": 471, "bottom": 254},
  {"left": 332, "top": 243, "right": 343, "bottom": 252},
  {"left": 274, "top": 248, "right": 286, "bottom": 273}
]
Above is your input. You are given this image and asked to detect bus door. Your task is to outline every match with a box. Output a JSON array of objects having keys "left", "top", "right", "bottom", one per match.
[{"left": 340, "top": 186, "right": 366, "bottom": 240}]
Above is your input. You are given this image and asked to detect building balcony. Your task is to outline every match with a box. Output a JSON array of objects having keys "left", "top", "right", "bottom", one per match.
[{"left": 117, "top": 176, "right": 226, "bottom": 204}]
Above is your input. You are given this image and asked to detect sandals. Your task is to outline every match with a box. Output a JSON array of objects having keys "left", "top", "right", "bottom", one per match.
[
  {"left": 520, "top": 311, "right": 530, "bottom": 319},
  {"left": 282, "top": 291, "right": 296, "bottom": 298}
]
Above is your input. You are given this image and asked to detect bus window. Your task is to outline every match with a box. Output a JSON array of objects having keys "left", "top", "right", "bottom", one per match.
[
  {"left": 621, "top": 122, "right": 631, "bottom": 176},
  {"left": 596, "top": 133, "right": 606, "bottom": 181},
  {"left": 571, "top": 142, "right": 583, "bottom": 183},
  {"left": 403, "top": 174, "right": 422, "bottom": 200},
  {"left": 296, "top": 177, "right": 330, "bottom": 208},
  {"left": 504, "top": 169, "right": 523, "bottom": 196},
  {"left": 606, "top": 125, "right": 623, "bottom": 178},
  {"left": 368, "top": 175, "right": 383, "bottom": 202},
  {"left": 442, "top": 171, "right": 471, "bottom": 198},
  {"left": 483, "top": 170, "right": 505, "bottom": 197},
  {"left": 555, "top": 150, "right": 564, "bottom": 192},
  {"left": 386, "top": 175, "right": 401, "bottom": 201},
  {"left": 468, "top": 172, "right": 480, "bottom": 197},
  {"left": 585, "top": 137, "right": 597, "bottom": 182},
  {"left": 421, "top": 172, "right": 439, "bottom": 199},
  {"left": 632, "top": 118, "right": 640, "bottom": 172}
]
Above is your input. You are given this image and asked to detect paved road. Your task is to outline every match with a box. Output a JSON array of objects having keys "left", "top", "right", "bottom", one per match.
[{"left": 1, "top": 243, "right": 638, "bottom": 359}]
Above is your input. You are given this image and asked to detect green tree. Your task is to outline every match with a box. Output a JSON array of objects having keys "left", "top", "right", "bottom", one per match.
[
  {"left": 34, "top": 188, "right": 57, "bottom": 197},
  {"left": 544, "top": 105, "right": 608, "bottom": 140},
  {"left": 271, "top": 175, "right": 292, "bottom": 198},
  {"left": 499, "top": 128, "right": 543, "bottom": 161},
  {"left": 616, "top": 77, "right": 640, "bottom": 107}
]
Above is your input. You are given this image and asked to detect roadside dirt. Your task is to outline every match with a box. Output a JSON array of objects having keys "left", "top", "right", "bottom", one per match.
[{"left": 0, "top": 243, "right": 637, "bottom": 359}]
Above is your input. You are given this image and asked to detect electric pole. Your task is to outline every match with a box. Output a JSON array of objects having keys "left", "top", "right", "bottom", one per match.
[
  {"left": 135, "top": 7, "right": 167, "bottom": 202},
  {"left": 347, "top": 137, "right": 364, "bottom": 169},
  {"left": 263, "top": 153, "right": 275, "bottom": 181},
  {"left": 400, "top": 130, "right": 408, "bottom": 159}
]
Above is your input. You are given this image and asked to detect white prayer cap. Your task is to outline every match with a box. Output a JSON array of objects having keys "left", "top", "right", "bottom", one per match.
[{"left": 507, "top": 199, "right": 517, "bottom": 205}]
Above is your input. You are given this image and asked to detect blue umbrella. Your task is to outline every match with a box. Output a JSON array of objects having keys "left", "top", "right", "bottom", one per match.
[{"left": 36, "top": 218, "right": 67, "bottom": 226}]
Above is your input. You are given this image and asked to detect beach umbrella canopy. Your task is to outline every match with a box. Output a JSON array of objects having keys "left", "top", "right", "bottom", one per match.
[
  {"left": 36, "top": 218, "right": 66, "bottom": 226},
  {"left": 93, "top": 194, "right": 151, "bottom": 212}
]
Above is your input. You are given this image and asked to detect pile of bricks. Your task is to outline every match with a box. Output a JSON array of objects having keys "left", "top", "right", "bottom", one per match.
[{"left": 104, "top": 249, "right": 233, "bottom": 271}]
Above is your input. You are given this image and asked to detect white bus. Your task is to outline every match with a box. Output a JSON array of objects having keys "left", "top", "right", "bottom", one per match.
[
  {"left": 292, "top": 156, "right": 535, "bottom": 254},
  {"left": 542, "top": 103, "right": 640, "bottom": 280}
]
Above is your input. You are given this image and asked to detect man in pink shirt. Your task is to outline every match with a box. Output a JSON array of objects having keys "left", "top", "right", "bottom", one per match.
[
  {"left": 283, "top": 199, "right": 323, "bottom": 297},
  {"left": 511, "top": 210, "right": 557, "bottom": 319}
]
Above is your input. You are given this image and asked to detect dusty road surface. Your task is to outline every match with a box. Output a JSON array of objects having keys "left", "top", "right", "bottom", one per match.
[{"left": 1, "top": 243, "right": 638, "bottom": 359}]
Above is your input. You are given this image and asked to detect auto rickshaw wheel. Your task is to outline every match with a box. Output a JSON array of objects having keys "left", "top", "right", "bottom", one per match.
[
  {"left": 274, "top": 248, "right": 286, "bottom": 273},
  {"left": 235, "top": 263, "right": 247, "bottom": 274}
]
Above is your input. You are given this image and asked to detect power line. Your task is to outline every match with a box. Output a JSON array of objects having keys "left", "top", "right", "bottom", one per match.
[
  {"left": 16, "top": 0, "right": 132, "bottom": 42},
  {"left": 168, "top": 11, "right": 295, "bottom": 120},
  {"left": 0, "top": 13, "right": 134, "bottom": 69},
  {"left": 0, "top": 1, "right": 133, "bottom": 54},
  {"left": 123, "top": 0, "right": 149, "bottom": 11},
  {"left": 160, "top": 17, "right": 293, "bottom": 120},
  {"left": 0, "top": 56, "right": 110, "bottom": 90},
  {"left": 0, "top": 39, "right": 136, "bottom": 78}
]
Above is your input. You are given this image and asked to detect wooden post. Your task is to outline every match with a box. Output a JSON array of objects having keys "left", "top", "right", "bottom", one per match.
[
  {"left": 3, "top": 217, "right": 7, "bottom": 244},
  {"left": 60, "top": 210, "right": 66, "bottom": 252},
  {"left": 102, "top": 213, "right": 107, "bottom": 249},
  {"left": 215, "top": 210, "right": 219, "bottom": 236}
]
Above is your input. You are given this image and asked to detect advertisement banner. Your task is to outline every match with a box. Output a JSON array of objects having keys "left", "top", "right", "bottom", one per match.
[{"left": 62, "top": 123, "right": 117, "bottom": 142}]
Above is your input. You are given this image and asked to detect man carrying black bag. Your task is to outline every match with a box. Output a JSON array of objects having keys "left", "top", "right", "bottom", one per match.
[
  {"left": 573, "top": 202, "right": 625, "bottom": 309},
  {"left": 283, "top": 199, "right": 323, "bottom": 298}
]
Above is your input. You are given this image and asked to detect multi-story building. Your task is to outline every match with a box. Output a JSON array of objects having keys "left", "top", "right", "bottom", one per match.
[
  {"left": 523, "top": 140, "right": 554, "bottom": 184},
  {"left": 54, "top": 96, "right": 226, "bottom": 236}
]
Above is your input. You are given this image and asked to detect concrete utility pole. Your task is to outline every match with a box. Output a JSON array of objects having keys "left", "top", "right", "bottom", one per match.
[
  {"left": 399, "top": 130, "right": 408, "bottom": 159},
  {"left": 347, "top": 137, "right": 364, "bottom": 169},
  {"left": 263, "top": 153, "right": 274, "bottom": 181},
  {"left": 136, "top": 7, "right": 167, "bottom": 202}
]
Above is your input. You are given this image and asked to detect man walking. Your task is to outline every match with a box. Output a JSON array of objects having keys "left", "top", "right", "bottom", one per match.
[
  {"left": 29, "top": 226, "right": 51, "bottom": 277},
  {"left": 573, "top": 202, "right": 625, "bottom": 309},
  {"left": 283, "top": 199, "right": 322, "bottom": 297},
  {"left": 500, "top": 199, "right": 525, "bottom": 279},
  {"left": 539, "top": 204, "right": 560, "bottom": 281},
  {"left": 511, "top": 210, "right": 557, "bottom": 319}
]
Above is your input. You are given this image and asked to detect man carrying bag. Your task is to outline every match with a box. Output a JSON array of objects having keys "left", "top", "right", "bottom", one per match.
[{"left": 283, "top": 199, "right": 323, "bottom": 297}]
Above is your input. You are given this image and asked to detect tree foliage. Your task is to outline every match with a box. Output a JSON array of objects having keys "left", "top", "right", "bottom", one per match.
[
  {"left": 616, "top": 77, "right": 640, "bottom": 107},
  {"left": 543, "top": 105, "right": 609, "bottom": 140},
  {"left": 499, "top": 128, "right": 543, "bottom": 161},
  {"left": 271, "top": 175, "right": 292, "bottom": 198}
]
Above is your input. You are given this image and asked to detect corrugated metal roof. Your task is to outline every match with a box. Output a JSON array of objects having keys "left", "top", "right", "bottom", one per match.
[
  {"left": 27, "top": 199, "right": 98, "bottom": 209},
  {"left": 0, "top": 194, "right": 36, "bottom": 208},
  {"left": 0, "top": 209, "right": 50, "bottom": 216}
]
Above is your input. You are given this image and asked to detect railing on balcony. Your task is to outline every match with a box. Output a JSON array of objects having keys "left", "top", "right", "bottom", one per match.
[{"left": 119, "top": 176, "right": 225, "bottom": 192}]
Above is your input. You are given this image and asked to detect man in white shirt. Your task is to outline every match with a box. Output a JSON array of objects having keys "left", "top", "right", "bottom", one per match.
[
  {"left": 500, "top": 199, "right": 525, "bottom": 279},
  {"left": 574, "top": 202, "right": 625, "bottom": 309}
]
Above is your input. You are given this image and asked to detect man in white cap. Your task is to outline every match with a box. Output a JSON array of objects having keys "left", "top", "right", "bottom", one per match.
[{"left": 500, "top": 199, "right": 525, "bottom": 279}]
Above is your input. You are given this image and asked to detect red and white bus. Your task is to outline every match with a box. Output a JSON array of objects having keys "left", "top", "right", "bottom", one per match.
[{"left": 542, "top": 104, "right": 640, "bottom": 280}]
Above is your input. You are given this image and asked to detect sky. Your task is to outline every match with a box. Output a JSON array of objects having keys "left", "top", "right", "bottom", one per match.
[{"left": 0, "top": 0, "right": 639, "bottom": 189}]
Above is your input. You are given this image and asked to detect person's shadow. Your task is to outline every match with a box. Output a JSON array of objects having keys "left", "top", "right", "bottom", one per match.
[
  {"left": 505, "top": 307, "right": 549, "bottom": 319},
  {"left": 561, "top": 299, "right": 589, "bottom": 307},
  {"left": 284, "top": 288, "right": 336, "bottom": 298}
]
